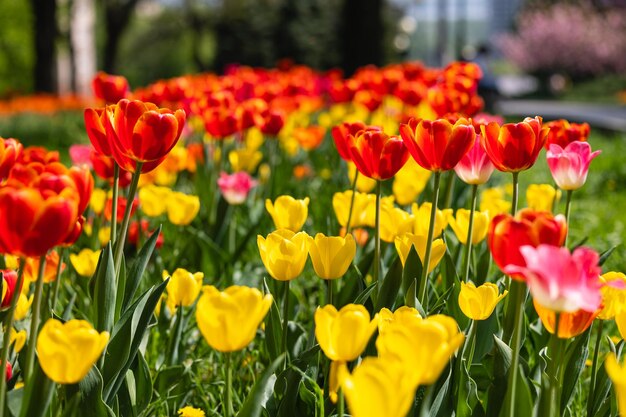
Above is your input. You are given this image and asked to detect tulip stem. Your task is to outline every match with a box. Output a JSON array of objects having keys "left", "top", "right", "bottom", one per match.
[
  {"left": 51, "top": 247, "right": 66, "bottom": 312},
  {"left": 456, "top": 320, "right": 477, "bottom": 416},
  {"left": 564, "top": 190, "right": 573, "bottom": 247},
  {"left": 111, "top": 164, "right": 120, "bottom": 246},
  {"left": 587, "top": 320, "right": 604, "bottom": 417},
  {"left": 24, "top": 254, "right": 48, "bottom": 384},
  {"left": 511, "top": 172, "right": 519, "bottom": 216},
  {"left": 0, "top": 258, "right": 26, "bottom": 417},
  {"left": 326, "top": 280, "right": 333, "bottom": 306},
  {"left": 282, "top": 280, "right": 290, "bottom": 369},
  {"left": 505, "top": 279, "right": 526, "bottom": 417},
  {"left": 442, "top": 170, "right": 455, "bottom": 209},
  {"left": 338, "top": 389, "right": 345, "bottom": 417},
  {"left": 345, "top": 170, "right": 359, "bottom": 235},
  {"left": 462, "top": 184, "right": 479, "bottom": 283},
  {"left": 418, "top": 171, "right": 442, "bottom": 309},
  {"left": 373, "top": 180, "right": 382, "bottom": 299},
  {"left": 114, "top": 162, "right": 143, "bottom": 276},
  {"left": 167, "top": 306, "right": 185, "bottom": 366},
  {"left": 545, "top": 313, "right": 563, "bottom": 417},
  {"left": 224, "top": 352, "right": 233, "bottom": 417}
]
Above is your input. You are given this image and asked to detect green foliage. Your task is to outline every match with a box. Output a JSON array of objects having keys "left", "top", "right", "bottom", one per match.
[{"left": 0, "top": 0, "right": 33, "bottom": 97}]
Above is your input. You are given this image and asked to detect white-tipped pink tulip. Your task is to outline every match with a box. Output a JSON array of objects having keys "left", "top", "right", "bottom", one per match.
[
  {"left": 453, "top": 135, "right": 495, "bottom": 185},
  {"left": 504, "top": 244, "right": 602, "bottom": 313},
  {"left": 546, "top": 141, "right": 600, "bottom": 190},
  {"left": 217, "top": 171, "right": 258, "bottom": 205}
]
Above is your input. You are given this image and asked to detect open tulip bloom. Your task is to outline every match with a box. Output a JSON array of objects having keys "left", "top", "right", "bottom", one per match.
[{"left": 546, "top": 141, "right": 600, "bottom": 191}]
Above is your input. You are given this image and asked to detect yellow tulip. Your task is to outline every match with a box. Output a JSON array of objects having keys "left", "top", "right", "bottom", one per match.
[
  {"left": 163, "top": 268, "right": 204, "bottom": 312},
  {"left": 458, "top": 281, "right": 508, "bottom": 320},
  {"left": 376, "top": 314, "right": 464, "bottom": 386},
  {"left": 89, "top": 188, "right": 107, "bottom": 215},
  {"left": 69, "top": 249, "right": 102, "bottom": 278},
  {"left": 314, "top": 304, "right": 379, "bottom": 362},
  {"left": 308, "top": 233, "right": 356, "bottom": 279},
  {"left": 1, "top": 277, "right": 6, "bottom": 303},
  {"left": 178, "top": 406, "right": 206, "bottom": 417},
  {"left": 229, "top": 148, "right": 263, "bottom": 173},
  {"left": 245, "top": 127, "right": 265, "bottom": 151},
  {"left": 139, "top": 185, "right": 172, "bottom": 217},
  {"left": 37, "top": 319, "right": 110, "bottom": 384},
  {"left": 479, "top": 187, "right": 511, "bottom": 219},
  {"left": 598, "top": 272, "right": 626, "bottom": 320},
  {"left": 98, "top": 227, "right": 111, "bottom": 247},
  {"left": 392, "top": 158, "right": 431, "bottom": 206},
  {"left": 364, "top": 195, "right": 395, "bottom": 228},
  {"left": 378, "top": 306, "right": 422, "bottom": 334},
  {"left": 348, "top": 162, "right": 376, "bottom": 193},
  {"left": 195, "top": 285, "right": 272, "bottom": 352},
  {"left": 448, "top": 209, "right": 490, "bottom": 245},
  {"left": 332, "top": 190, "right": 370, "bottom": 229},
  {"left": 337, "top": 357, "right": 416, "bottom": 417},
  {"left": 526, "top": 184, "right": 561, "bottom": 212},
  {"left": 394, "top": 233, "right": 446, "bottom": 272},
  {"left": 4, "top": 255, "right": 19, "bottom": 270},
  {"left": 265, "top": 195, "right": 309, "bottom": 232},
  {"left": 10, "top": 328, "right": 26, "bottom": 353},
  {"left": 616, "top": 310, "right": 626, "bottom": 340},
  {"left": 411, "top": 203, "right": 452, "bottom": 237},
  {"left": 14, "top": 293, "right": 33, "bottom": 321},
  {"left": 606, "top": 353, "right": 626, "bottom": 417},
  {"left": 167, "top": 192, "right": 200, "bottom": 226},
  {"left": 257, "top": 229, "right": 311, "bottom": 281},
  {"left": 380, "top": 206, "right": 414, "bottom": 243}
]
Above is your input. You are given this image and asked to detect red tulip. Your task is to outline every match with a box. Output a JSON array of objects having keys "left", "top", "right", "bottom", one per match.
[
  {"left": 0, "top": 138, "right": 23, "bottom": 181},
  {"left": 106, "top": 99, "right": 186, "bottom": 174},
  {"left": 1, "top": 270, "right": 21, "bottom": 309},
  {"left": 399, "top": 117, "right": 475, "bottom": 172},
  {"left": 545, "top": 119, "right": 590, "bottom": 149},
  {"left": 92, "top": 71, "right": 129, "bottom": 104},
  {"left": 84, "top": 106, "right": 114, "bottom": 156},
  {"left": 331, "top": 122, "right": 370, "bottom": 161},
  {"left": 480, "top": 116, "right": 548, "bottom": 172},
  {"left": 348, "top": 129, "right": 409, "bottom": 181},
  {"left": 89, "top": 150, "right": 133, "bottom": 187}
]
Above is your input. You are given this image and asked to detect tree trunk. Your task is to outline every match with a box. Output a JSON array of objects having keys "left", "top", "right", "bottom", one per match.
[
  {"left": 103, "top": 0, "right": 140, "bottom": 74},
  {"left": 71, "top": 0, "right": 97, "bottom": 95},
  {"left": 339, "top": 0, "right": 383, "bottom": 76},
  {"left": 31, "top": 0, "right": 58, "bottom": 93}
]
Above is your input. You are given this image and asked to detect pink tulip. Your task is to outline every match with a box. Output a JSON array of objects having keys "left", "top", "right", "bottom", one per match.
[
  {"left": 453, "top": 134, "right": 495, "bottom": 185},
  {"left": 504, "top": 244, "right": 602, "bottom": 313},
  {"left": 546, "top": 141, "right": 600, "bottom": 190},
  {"left": 69, "top": 144, "right": 93, "bottom": 168},
  {"left": 217, "top": 171, "right": 258, "bottom": 205}
]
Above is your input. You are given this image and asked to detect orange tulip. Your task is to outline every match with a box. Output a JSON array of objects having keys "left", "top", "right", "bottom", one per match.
[
  {"left": 84, "top": 106, "right": 114, "bottom": 157},
  {"left": 0, "top": 138, "right": 23, "bottom": 180},
  {"left": 399, "top": 117, "right": 475, "bottom": 172},
  {"left": 480, "top": 116, "right": 548, "bottom": 172},
  {"left": 91, "top": 71, "right": 129, "bottom": 104},
  {"left": 545, "top": 119, "right": 590, "bottom": 149},
  {"left": 107, "top": 99, "right": 186, "bottom": 174},
  {"left": 533, "top": 300, "right": 598, "bottom": 338}
]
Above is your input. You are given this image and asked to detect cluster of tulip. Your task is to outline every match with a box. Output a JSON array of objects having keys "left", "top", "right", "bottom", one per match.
[{"left": 0, "top": 60, "right": 623, "bottom": 417}]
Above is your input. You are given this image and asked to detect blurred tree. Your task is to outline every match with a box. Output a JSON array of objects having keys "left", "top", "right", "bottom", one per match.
[
  {"left": 103, "top": 0, "right": 141, "bottom": 73},
  {"left": 0, "top": 0, "right": 34, "bottom": 97},
  {"left": 31, "top": 0, "right": 58, "bottom": 92},
  {"left": 339, "top": 0, "right": 384, "bottom": 75}
]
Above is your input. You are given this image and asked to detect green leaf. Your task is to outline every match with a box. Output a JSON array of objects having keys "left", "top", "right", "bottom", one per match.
[
  {"left": 131, "top": 352, "right": 153, "bottom": 412},
  {"left": 599, "top": 245, "right": 619, "bottom": 266},
  {"left": 237, "top": 353, "right": 285, "bottom": 417},
  {"left": 475, "top": 245, "right": 491, "bottom": 285},
  {"left": 17, "top": 363, "right": 55, "bottom": 417},
  {"left": 122, "top": 226, "right": 162, "bottom": 314},
  {"left": 65, "top": 367, "right": 115, "bottom": 417},
  {"left": 91, "top": 244, "right": 116, "bottom": 334},
  {"left": 560, "top": 328, "right": 591, "bottom": 411},
  {"left": 485, "top": 336, "right": 512, "bottom": 417},
  {"left": 401, "top": 246, "right": 422, "bottom": 307},
  {"left": 264, "top": 278, "right": 283, "bottom": 362},
  {"left": 374, "top": 256, "right": 403, "bottom": 311},
  {"left": 353, "top": 282, "right": 377, "bottom": 306}
]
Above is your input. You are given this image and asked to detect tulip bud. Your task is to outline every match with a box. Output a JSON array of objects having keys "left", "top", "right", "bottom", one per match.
[
  {"left": 166, "top": 192, "right": 200, "bottom": 226},
  {"left": 163, "top": 268, "right": 204, "bottom": 312},
  {"left": 458, "top": 281, "right": 508, "bottom": 320},
  {"left": 265, "top": 195, "right": 309, "bottom": 232},
  {"left": 69, "top": 248, "right": 102, "bottom": 278},
  {"left": 257, "top": 229, "right": 311, "bottom": 281},
  {"left": 308, "top": 234, "right": 356, "bottom": 280},
  {"left": 394, "top": 233, "right": 446, "bottom": 273},
  {"left": 448, "top": 209, "right": 490, "bottom": 245}
]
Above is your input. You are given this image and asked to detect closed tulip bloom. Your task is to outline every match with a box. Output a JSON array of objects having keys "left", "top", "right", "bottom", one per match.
[
  {"left": 376, "top": 314, "right": 464, "bottom": 386},
  {"left": 453, "top": 135, "right": 495, "bottom": 184},
  {"left": 37, "top": 318, "right": 110, "bottom": 384},
  {"left": 69, "top": 248, "right": 101, "bottom": 277},
  {"left": 547, "top": 141, "right": 601, "bottom": 190},
  {"left": 392, "top": 158, "right": 431, "bottom": 205},
  {"left": 400, "top": 117, "right": 475, "bottom": 172},
  {"left": 10, "top": 328, "right": 26, "bottom": 353},
  {"left": 166, "top": 192, "right": 200, "bottom": 226},
  {"left": 380, "top": 206, "right": 414, "bottom": 243},
  {"left": 14, "top": 293, "right": 33, "bottom": 321},
  {"left": 228, "top": 148, "right": 263, "bottom": 174},
  {"left": 107, "top": 99, "right": 186, "bottom": 174},
  {"left": 332, "top": 190, "right": 371, "bottom": 229},
  {"left": 139, "top": 185, "right": 172, "bottom": 217},
  {"left": 606, "top": 353, "right": 626, "bottom": 417},
  {"left": 163, "top": 268, "right": 204, "bottom": 312},
  {"left": 0, "top": 137, "right": 23, "bottom": 180},
  {"left": 448, "top": 209, "right": 490, "bottom": 245},
  {"left": 217, "top": 171, "right": 258, "bottom": 205},
  {"left": 533, "top": 300, "right": 598, "bottom": 338},
  {"left": 505, "top": 245, "right": 602, "bottom": 313},
  {"left": 195, "top": 285, "right": 272, "bottom": 352},
  {"left": 526, "top": 184, "right": 561, "bottom": 212},
  {"left": 92, "top": 71, "right": 129, "bottom": 104},
  {"left": 378, "top": 306, "right": 422, "bottom": 334},
  {"left": 458, "top": 281, "right": 508, "bottom": 320},
  {"left": 1, "top": 270, "right": 21, "bottom": 309},
  {"left": 480, "top": 116, "right": 548, "bottom": 172},
  {"left": 265, "top": 195, "right": 309, "bottom": 232},
  {"left": 315, "top": 304, "right": 379, "bottom": 362},
  {"left": 488, "top": 209, "right": 567, "bottom": 278},
  {"left": 394, "top": 233, "right": 446, "bottom": 272},
  {"left": 257, "top": 229, "right": 311, "bottom": 281},
  {"left": 599, "top": 272, "right": 626, "bottom": 320},
  {"left": 347, "top": 129, "right": 409, "bottom": 181},
  {"left": 337, "top": 357, "right": 416, "bottom": 417},
  {"left": 331, "top": 121, "right": 369, "bottom": 161},
  {"left": 84, "top": 107, "right": 114, "bottom": 157},
  {"left": 308, "top": 233, "right": 356, "bottom": 279},
  {"left": 412, "top": 203, "right": 452, "bottom": 237}
]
